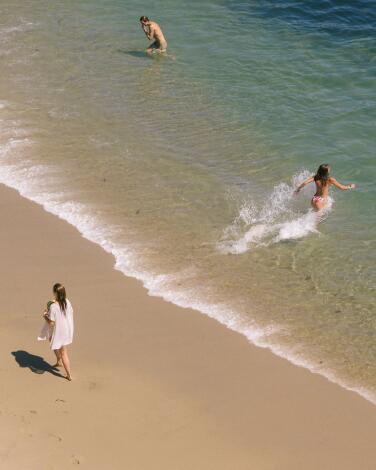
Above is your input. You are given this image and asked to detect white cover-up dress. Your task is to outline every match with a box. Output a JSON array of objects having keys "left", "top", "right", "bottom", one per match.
[{"left": 38, "top": 300, "right": 74, "bottom": 350}]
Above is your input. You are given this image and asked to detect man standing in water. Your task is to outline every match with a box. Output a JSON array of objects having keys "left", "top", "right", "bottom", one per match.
[{"left": 140, "top": 16, "right": 167, "bottom": 54}]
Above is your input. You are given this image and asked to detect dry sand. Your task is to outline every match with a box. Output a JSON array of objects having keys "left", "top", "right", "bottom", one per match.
[{"left": 0, "top": 183, "right": 376, "bottom": 470}]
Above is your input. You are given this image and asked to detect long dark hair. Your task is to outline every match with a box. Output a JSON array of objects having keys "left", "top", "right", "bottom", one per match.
[
  {"left": 314, "top": 163, "right": 330, "bottom": 186},
  {"left": 53, "top": 283, "right": 67, "bottom": 313}
]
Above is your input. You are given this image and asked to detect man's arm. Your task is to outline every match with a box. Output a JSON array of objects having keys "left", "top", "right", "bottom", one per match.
[
  {"left": 145, "top": 25, "right": 154, "bottom": 40},
  {"left": 142, "top": 26, "right": 148, "bottom": 38}
]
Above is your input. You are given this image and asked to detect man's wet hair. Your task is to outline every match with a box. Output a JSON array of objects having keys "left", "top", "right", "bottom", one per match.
[{"left": 140, "top": 16, "right": 149, "bottom": 23}]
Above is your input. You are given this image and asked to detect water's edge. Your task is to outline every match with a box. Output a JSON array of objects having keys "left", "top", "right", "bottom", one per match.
[{"left": 1, "top": 176, "right": 374, "bottom": 407}]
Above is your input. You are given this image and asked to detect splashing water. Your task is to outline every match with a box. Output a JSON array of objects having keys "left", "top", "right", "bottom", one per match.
[
  {"left": 1, "top": 0, "right": 375, "bottom": 405},
  {"left": 218, "top": 170, "right": 332, "bottom": 254}
]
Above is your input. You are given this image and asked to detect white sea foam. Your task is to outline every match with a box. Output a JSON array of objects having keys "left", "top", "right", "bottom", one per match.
[
  {"left": 218, "top": 171, "right": 332, "bottom": 254},
  {"left": 0, "top": 134, "right": 374, "bottom": 405},
  {"left": 0, "top": 21, "right": 35, "bottom": 37}
]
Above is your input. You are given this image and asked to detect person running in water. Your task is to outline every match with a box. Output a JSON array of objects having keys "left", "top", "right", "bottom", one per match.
[
  {"left": 140, "top": 16, "right": 167, "bottom": 54},
  {"left": 295, "top": 164, "right": 356, "bottom": 211}
]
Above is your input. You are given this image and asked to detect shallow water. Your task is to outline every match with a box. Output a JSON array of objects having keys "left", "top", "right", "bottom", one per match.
[{"left": 0, "top": 0, "right": 375, "bottom": 402}]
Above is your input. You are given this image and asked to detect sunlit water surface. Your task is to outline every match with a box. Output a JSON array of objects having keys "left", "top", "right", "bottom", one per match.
[{"left": 0, "top": 0, "right": 375, "bottom": 402}]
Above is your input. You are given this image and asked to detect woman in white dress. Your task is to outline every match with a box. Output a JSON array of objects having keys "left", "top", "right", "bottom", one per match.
[{"left": 43, "top": 283, "right": 74, "bottom": 381}]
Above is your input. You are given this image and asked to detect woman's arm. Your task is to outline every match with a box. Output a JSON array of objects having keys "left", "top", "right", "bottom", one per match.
[
  {"left": 43, "top": 311, "right": 55, "bottom": 326},
  {"left": 294, "top": 176, "right": 314, "bottom": 193},
  {"left": 329, "top": 177, "right": 356, "bottom": 191}
]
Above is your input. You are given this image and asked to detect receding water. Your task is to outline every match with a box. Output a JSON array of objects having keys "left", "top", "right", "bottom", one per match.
[{"left": 0, "top": 0, "right": 375, "bottom": 402}]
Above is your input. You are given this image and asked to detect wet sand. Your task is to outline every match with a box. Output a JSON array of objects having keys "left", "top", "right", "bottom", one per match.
[{"left": 0, "top": 183, "right": 376, "bottom": 470}]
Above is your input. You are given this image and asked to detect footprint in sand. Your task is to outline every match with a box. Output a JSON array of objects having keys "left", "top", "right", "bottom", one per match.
[
  {"left": 21, "top": 415, "right": 31, "bottom": 425},
  {"left": 48, "top": 433, "right": 62, "bottom": 442},
  {"left": 88, "top": 381, "right": 98, "bottom": 390}
]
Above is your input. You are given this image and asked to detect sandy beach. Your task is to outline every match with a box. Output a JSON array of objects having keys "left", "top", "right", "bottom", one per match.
[{"left": 0, "top": 182, "right": 376, "bottom": 469}]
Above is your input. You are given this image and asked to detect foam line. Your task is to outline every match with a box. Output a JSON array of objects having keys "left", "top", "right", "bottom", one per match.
[{"left": 0, "top": 134, "right": 374, "bottom": 406}]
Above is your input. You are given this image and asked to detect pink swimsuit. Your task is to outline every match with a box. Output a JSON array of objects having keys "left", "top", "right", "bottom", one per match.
[{"left": 312, "top": 195, "right": 324, "bottom": 203}]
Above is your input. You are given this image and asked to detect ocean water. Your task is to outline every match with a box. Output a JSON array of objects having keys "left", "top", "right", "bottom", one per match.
[{"left": 1, "top": 0, "right": 375, "bottom": 402}]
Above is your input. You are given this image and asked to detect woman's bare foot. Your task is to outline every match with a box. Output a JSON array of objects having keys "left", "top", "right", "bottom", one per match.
[
  {"left": 66, "top": 375, "right": 72, "bottom": 381},
  {"left": 52, "top": 362, "right": 62, "bottom": 368}
]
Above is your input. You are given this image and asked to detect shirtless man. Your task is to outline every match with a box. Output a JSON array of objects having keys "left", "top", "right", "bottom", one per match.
[{"left": 140, "top": 16, "right": 167, "bottom": 54}]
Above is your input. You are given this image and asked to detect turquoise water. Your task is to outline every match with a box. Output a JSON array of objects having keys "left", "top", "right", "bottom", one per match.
[{"left": 0, "top": 0, "right": 375, "bottom": 401}]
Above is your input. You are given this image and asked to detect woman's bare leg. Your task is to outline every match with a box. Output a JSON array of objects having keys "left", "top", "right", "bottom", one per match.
[
  {"left": 60, "top": 346, "right": 72, "bottom": 380},
  {"left": 53, "top": 349, "right": 62, "bottom": 367}
]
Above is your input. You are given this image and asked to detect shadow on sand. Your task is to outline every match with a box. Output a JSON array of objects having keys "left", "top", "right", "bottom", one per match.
[{"left": 12, "top": 350, "right": 64, "bottom": 378}]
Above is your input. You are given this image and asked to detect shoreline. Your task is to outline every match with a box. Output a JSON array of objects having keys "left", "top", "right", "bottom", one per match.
[
  {"left": 1, "top": 182, "right": 376, "bottom": 469},
  {"left": 0, "top": 167, "right": 373, "bottom": 407}
]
